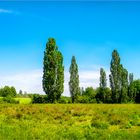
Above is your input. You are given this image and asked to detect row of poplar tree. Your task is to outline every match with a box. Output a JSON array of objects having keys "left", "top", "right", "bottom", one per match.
[{"left": 42, "top": 38, "right": 140, "bottom": 103}]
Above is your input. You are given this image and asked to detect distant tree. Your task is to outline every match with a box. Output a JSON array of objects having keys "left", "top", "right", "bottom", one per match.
[
  {"left": 100, "top": 68, "right": 107, "bottom": 88},
  {"left": 11, "top": 86, "right": 17, "bottom": 97},
  {"left": 42, "top": 38, "right": 64, "bottom": 103},
  {"left": 80, "top": 87, "right": 84, "bottom": 95},
  {"left": 99, "top": 68, "right": 107, "bottom": 102},
  {"left": 109, "top": 50, "right": 130, "bottom": 103},
  {"left": 0, "top": 86, "right": 17, "bottom": 97},
  {"left": 128, "top": 73, "right": 134, "bottom": 101},
  {"left": 129, "top": 73, "right": 134, "bottom": 85},
  {"left": 128, "top": 80, "right": 140, "bottom": 103},
  {"left": 96, "top": 68, "right": 111, "bottom": 103},
  {"left": 69, "top": 56, "right": 80, "bottom": 103},
  {"left": 19, "top": 90, "right": 23, "bottom": 95},
  {"left": 77, "top": 87, "right": 96, "bottom": 103},
  {"left": 133, "top": 80, "right": 140, "bottom": 103},
  {"left": 83, "top": 87, "right": 96, "bottom": 97},
  {"left": 109, "top": 50, "right": 122, "bottom": 103}
]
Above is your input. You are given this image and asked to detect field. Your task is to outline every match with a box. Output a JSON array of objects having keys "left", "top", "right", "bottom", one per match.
[{"left": 0, "top": 104, "right": 140, "bottom": 140}]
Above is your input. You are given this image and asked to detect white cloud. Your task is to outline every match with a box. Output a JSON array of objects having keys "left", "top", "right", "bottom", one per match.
[
  {"left": 0, "top": 66, "right": 110, "bottom": 96},
  {"left": 0, "top": 69, "right": 43, "bottom": 94}
]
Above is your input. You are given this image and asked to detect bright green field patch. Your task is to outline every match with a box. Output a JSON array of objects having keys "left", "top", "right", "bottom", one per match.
[
  {"left": 15, "top": 98, "right": 31, "bottom": 104},
  {"left": 0, "top": 104, "right": 140, "bottom": 140}
]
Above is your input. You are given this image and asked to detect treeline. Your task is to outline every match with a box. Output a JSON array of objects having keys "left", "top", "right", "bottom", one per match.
[
  {"left": 0, "top": 38, "right": 140, "bottom": 104},
  {"left": 40, "top": 38, "right": 140, "bottom": 104}
]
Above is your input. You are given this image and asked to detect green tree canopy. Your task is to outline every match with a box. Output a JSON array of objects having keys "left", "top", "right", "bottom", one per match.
[
  {"left": 0, "top": 86, "right": 17, "bottom": 97},
  {"left": 69, "top": 56, "right": 80, "bottom": 103},
  {"left": 100, "top": 68, "right": 107, "bottom": 89},
  {"left": 42, "top": 38, "right": 64, "bottom": 103}
]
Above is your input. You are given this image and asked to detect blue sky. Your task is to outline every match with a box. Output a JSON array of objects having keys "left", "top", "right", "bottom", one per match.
[{"left": 0, "top": 1, "right": 140, "bottom": 95}]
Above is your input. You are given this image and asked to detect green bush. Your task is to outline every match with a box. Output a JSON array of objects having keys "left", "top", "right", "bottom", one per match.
[
  {"left": 0, "top": 97, "right": 19, "bottom": 104},
  {"left": 77, "top": 95, "right": 97, "bottom": 103},
  {"left": 58, "top": 96, "right": 71, "bottom": 104},
  {"left": 32, "top": 94, "right": 48, "bottom": 103}
]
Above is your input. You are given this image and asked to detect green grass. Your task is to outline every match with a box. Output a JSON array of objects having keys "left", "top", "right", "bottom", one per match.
[
  {"left": 15, "top": 98, "right": 32, "bottom": 104},
  {"left": 0, "top": 104, "right": 140, "bottom": 140}
]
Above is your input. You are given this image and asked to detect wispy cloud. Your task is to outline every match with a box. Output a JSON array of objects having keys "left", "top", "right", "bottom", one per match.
[
  {"left": 0, "top": 8, "right": 13, "bottom": 14},
  {"left": 0, "top": 69, "right": 43, "bottom": 94},
  {"left": 0, "top": 8, "right": 20, "bottom": 15},
  {"left": 0, "top": 8, "right": 48, "bottom": 21}
]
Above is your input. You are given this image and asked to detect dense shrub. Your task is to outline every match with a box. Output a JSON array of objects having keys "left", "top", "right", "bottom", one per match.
[
  {"left": 76, "top": 87, "right": 97, "bottom": 103},
  {"left": 76, "top": 95, "right": 89, "bottom": 103},
  {"left": 58, "top": 96, "right": 72, "bottom": 104},
  {"left": 32, "top": 94, "right": 48, "bottom": 103},
  {"left": 32, "top": 94, "right": 72, "bottom": 104},
  {"left": 0, "top": 97, "right": 19, "bottom": 104},
  {"left": 96, "top": 87, "right": 112, "bottom": 103},
  {"left": 82, "top": 87, "right": 96, "bottom": 97}
]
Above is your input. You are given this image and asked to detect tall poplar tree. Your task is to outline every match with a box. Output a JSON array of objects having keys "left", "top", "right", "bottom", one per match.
[
  {"left": 69, "top": 56, "right": 80, "bottom": 103},
  {"left": 42, "top": 38, "right": 64, "bottom": 103},
  {"left": 109, "top": 50, "right": 122, "bottom": 103},
  {"left": 109, "top": 50, "right": 129, "bottom": 103},
  {"left": 100, "top": 68, "right": 107, "bottom": 88},
  {"left": 96, "top": 68, "right": 111, "bottom": 103}
]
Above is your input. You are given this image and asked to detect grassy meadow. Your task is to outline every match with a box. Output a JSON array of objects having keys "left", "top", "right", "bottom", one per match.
[{"left": 0, "top": 104, "right": 140, "bottom": 140}]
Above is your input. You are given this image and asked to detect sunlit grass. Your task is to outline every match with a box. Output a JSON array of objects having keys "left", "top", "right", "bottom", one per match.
[
  {"left": 0, "top": 104, "right": 140, "bottom": 140},
  {"left": 15, "top": 98, "right": 31, "bottom": 104}
]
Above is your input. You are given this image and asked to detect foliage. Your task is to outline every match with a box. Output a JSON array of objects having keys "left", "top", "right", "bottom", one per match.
[
  {"left": 129, "top": 73, "right": 134, "bottom": 85},
  {"left": 58, "top": 96, "right": 72, "bottom": 104},
  {"left": 109, "top": 50, "right": 122, "bottom": 103},
  {"left": 128, "top": 73, "right": 134, "bottom": 102},
  {"left": 0, "top": 97, "right": 19, "bottom": 104},
  {"left": 96, "top": 68, "right": 112, "bottom": 103},
  {"left": 32, "top": 94, "right": 48, "bottom": 103},
  {"left": 96, "top": 87, "right": 112, "bottom": 103},
  {"left": 69, "top": 56, "right": 80, "bottom": 103},
  {"left": 100, "top": 68, "right": 107, "bottom": 88},
  {"left": 128, "top": 80, "right": 140, "bottom": 103},
  {"left": 109, "top": 50, "right": 130, "bottom": 103},
  {"left": 82, "top": 87, "right": 96, "bottom": 97},
  {"left": 77, "top": 95, "right": 97, "bottom": 103},
  {"left": 0, "top": 86, "right": 17, "bottom": 97},
  {"left": 43, "top": 38, "right": 64, "bottom": 103},
  {"left": 55, "top": 51, "right": 64, "bottom": 101},
  {"left": 77, "top": 87, "right": 97, "bottom": 103},
  {"left": 120, "top": 65, "right": 129, "bottom": 103}
]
